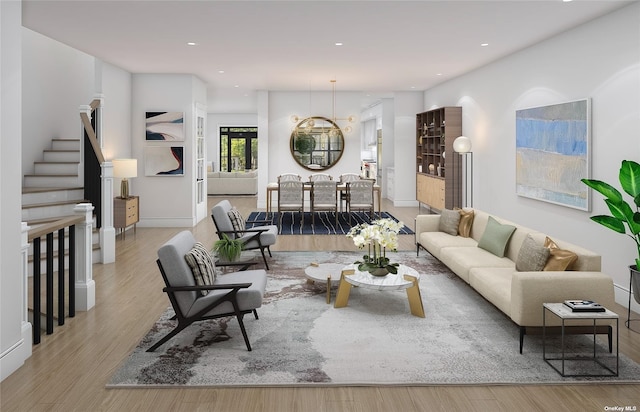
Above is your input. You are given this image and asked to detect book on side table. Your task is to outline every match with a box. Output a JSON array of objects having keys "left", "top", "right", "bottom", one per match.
[{"left": 563, "top": 299, "right": 606, "bottom": 312}]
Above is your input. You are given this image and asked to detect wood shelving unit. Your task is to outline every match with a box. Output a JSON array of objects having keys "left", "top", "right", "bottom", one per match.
[{"left": 416, "top": 107, "right": 462, "bottom": 210}]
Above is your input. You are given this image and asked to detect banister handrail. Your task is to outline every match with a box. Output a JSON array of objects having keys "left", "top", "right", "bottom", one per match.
[
  {"left": 80, "top": 98, "right": 105, "bottom": 164},
  {"left": 28, "top": 215, "right": 84, "bottom": 242}
]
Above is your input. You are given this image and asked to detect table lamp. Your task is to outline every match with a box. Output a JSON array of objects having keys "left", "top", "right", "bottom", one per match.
[{"left": 112, "top": 158, "right": 138, "bottom": 199}]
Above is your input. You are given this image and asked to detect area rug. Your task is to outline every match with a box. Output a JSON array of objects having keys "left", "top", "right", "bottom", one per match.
[
  {"left": 247, "top": 211, "right": 414, "bottom": 235},
  {"left": 108, "top": 251, "right": 640, "bottom": 387}
]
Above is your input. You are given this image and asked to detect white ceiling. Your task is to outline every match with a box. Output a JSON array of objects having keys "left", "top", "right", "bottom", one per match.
[{"left": 22, "top": 0, "right": 633, "bottom": 111}]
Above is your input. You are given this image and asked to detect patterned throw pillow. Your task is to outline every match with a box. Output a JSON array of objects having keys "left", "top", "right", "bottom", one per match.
[
  {"left": 438, "top": 208, "right": 461, "bottom": 236},
  {"left": 227, "top": 207, "right": 245, "bottom": 236},
  {"left": 184, "top": 242, "right": 216, "bottom": 295},
  {"left": 477, "top": 216, "right": 516, "bottom": 258},
  {"left": 515, "top": 234, "right": 550, "bottom": 271},
  {"left": 543, "top": 237, "right": 578, "bottom": 271}
]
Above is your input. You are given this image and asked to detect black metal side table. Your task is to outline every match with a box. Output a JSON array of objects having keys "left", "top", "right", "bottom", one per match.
[{"left": 543, "top": 303, "right": 619, "bottom": 377}]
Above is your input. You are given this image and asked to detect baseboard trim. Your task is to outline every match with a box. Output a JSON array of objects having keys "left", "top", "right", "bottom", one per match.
[{"left": 1, "top": 322, "right": 32, "bottom": 382}]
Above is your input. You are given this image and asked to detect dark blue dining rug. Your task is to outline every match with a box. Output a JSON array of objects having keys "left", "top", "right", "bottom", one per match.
[{"left": 246, "top": 211, "right": 414, "bottom": 235}]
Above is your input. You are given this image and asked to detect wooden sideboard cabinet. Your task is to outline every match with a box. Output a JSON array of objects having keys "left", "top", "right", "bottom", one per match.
[
  {"left": 114, "top": 196, "right": 139, "bottom": 238},
  {"left": 416, "top": 173, "right": 445, "bottom": 210}
]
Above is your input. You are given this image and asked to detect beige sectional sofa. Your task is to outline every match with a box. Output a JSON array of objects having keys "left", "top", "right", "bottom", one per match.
[
  {"left": 415, "top": 209, "right": 615, "bottom": 352},
  {"left": 207, "top": 170, "right": 258, "bottom": 195}
]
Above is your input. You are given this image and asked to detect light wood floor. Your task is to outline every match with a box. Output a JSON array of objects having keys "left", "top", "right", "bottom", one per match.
[{"left": 2, "top": 196, "right": 639, "bottom": 411}]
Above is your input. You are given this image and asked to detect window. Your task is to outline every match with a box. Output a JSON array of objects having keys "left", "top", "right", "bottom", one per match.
[{"left": 220, "top": 127, "right": 258, "bottom": 172}]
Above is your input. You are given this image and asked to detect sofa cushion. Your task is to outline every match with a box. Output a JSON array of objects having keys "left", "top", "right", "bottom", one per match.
[
  {"left": 187, "top": 269, "right": 267, "bottom": 317},
  {"left": 543, "top": 236, "right": 578, "bottom": 271},
  {"left": 439, "top": 209, "right": 461, "bottom": 236},
  {"left": 468, "top": 267, "right": 513, "bottom": 317},
  {"left": 477, "top": 216, "right": 516, "bottom": 258},
  {"left": 418, "top": 231, "right": 477, "bottom": 260},
  {"left": 457, "top": 208, "right": 474, "bottom": 237},
  {"left": 515, "top": 234, "right": 550, "bottom": 272},
  {"left": 440, "top": 246, "right": 514, "bottom": 283},
  {"left": 228, "top": 207, "right": 245, "bottom": 236},
  {"left": 184, "top": 242, "right": 216, "bottom": 295}
]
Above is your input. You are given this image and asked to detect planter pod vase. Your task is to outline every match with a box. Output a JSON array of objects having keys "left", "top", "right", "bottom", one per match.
[
  {"left": 631, "top": 265, "right": 640, "bottom": 305},
  {"left": 370, "top": 268, "right": 389, "bottom": 277}
]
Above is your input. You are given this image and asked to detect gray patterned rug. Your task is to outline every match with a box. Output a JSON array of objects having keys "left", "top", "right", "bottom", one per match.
[{"left": 108, "top": 251, "right": 640, "bottom": 387}]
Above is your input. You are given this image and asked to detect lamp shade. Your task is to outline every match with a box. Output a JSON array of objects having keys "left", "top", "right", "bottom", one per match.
[
  {"left": 453, "top": 136, "right": 472, "bottom": 153},
  {"left": 112, "top": 159, "right": 138, "bottom": 178}
]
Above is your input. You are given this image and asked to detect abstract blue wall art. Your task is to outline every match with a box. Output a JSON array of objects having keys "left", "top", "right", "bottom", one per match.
[
  {"left": 515, "top": 99, "right": 590, "bottom": 210},
  {"left": 145, "top": 112, "right": 184, "bottom": 141}
]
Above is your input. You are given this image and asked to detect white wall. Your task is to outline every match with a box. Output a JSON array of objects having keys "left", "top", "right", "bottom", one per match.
[
  {"left": 98, "top": 61, "right": 133, "bottom": 197},
  {"left": 131, "top": 73, "right": 207, "bottom": 227},
  {"left": 391, "top": 93, "right": 421, "bottom": 206},
  {"left": 1, "top": 0, "right": 31, "bottom": 381},
  {"left": 21, "top": 28, "right": 95, "bottom": 176},
  {"left": 266, "top": 91, "right": 363, "bottom": 181},
  {"left": 422, "top": 3, "right": 640, "bottom": 307}
]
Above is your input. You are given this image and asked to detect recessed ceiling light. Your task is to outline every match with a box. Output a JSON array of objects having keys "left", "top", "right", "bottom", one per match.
[
  {"left": 481, "top": 43, "right": 489, "bottom": 47},
  {"left": 218, "top": 70, "right": 225, "bottom": 74},
  {"left": 563, "top": 0, "right": 573, "bottom": 2},
  {"left": 436, "top": 73, "right": 442, "bottom": 76},
  {"left": 234, "top": 85, "right": 239, "bottom": 88},
  {"left": 187, "top": 42, "right": 197, "bottom": 46},
  {"left": 335, "top": 42, "right": 343, "bottom": 46},
  {"left": 410, "top": 86, "right": 416, "bottom": 89}
]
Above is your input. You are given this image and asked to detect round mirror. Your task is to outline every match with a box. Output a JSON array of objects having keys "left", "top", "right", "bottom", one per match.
[{"left": 290, "top": 116, "right": 344, "bottom": 170}]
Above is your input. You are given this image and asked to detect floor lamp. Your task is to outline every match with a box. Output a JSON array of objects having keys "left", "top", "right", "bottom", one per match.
[{"left": 453, "top": 136, "right": 473, "bottom": 208}]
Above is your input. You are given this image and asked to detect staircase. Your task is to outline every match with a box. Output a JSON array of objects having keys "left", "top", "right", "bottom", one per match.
[{"left": 23, "top": 138, "right": 101, "bottom": 271}]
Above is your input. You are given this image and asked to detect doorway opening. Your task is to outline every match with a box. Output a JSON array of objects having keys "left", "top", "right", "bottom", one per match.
[{"left": 220, "top": 127, "right": 258, "bottom": 172}]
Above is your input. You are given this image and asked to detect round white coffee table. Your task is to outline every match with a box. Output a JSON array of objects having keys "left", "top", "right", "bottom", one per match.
[
  {"left": 304, "top": 263, "right": 346, "bottom": 304},
  {"left": 334, "top": 264, "right": 425, "bottom": 317}
]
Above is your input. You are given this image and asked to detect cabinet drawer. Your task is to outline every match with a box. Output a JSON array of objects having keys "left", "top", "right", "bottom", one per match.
[{"left": 114, "top": 196, "right": 139, "bottom": 229}]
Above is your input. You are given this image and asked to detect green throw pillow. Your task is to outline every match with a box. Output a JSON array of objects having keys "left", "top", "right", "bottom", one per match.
[{"left": 477, "top": 216, "right": 516, "bottom": 258}]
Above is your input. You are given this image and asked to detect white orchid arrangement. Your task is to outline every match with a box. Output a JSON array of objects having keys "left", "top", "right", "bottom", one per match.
[{"left": 346, "top": 218, "right": 404, "bottom": 274}]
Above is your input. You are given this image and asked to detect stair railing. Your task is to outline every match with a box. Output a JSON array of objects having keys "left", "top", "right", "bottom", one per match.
[
  {"left": 80, "top": 98, "right": 104, "bottom": 228},
  {"left": 24, "top": 203, "right": 95, "bottom": 344}
]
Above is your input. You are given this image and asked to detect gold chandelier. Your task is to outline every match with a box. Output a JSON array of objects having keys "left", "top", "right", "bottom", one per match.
[{"left": 291, "top": 79, "right": 356, "bottom": 136}]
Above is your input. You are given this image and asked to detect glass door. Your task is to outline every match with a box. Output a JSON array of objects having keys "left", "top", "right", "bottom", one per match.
[{"left": 220, "top": 127, "right": 258, "bottom": 172}]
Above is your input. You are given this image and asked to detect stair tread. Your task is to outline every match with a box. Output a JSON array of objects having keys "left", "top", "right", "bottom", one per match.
[
  {"left": 43, "top": 149, "right": 80, "bottom": 152},
  {"left": 22, "top": 187, "right": 83, "bottom": 194},
  {"left": 24, "top": 174, "right": 79, "bottom": 177},
  {"left": 34, "top": 161, "right": 80, "bottom": 164},
  {"left": 23, "top": 199, "right": 89, "bottom": 209}
]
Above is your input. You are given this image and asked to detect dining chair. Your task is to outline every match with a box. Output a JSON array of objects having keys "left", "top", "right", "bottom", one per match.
[
  {"left": 277, "top": 180, "right": 305, "bottom": 230},
  {"left": 309, "top": 173, "right": 332, "bottom": 182},
  {"left": 338, "top": 173, "right": 361, "bottom": 212},
  {"left": 346, "top": 179, "right": 375, "bottom": 223},
  {"left": 310, "top": 180, "right": 338, "bottom": 228},
  {"left": 278, "top": 173, "right": 302, "bottom": 182}
]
